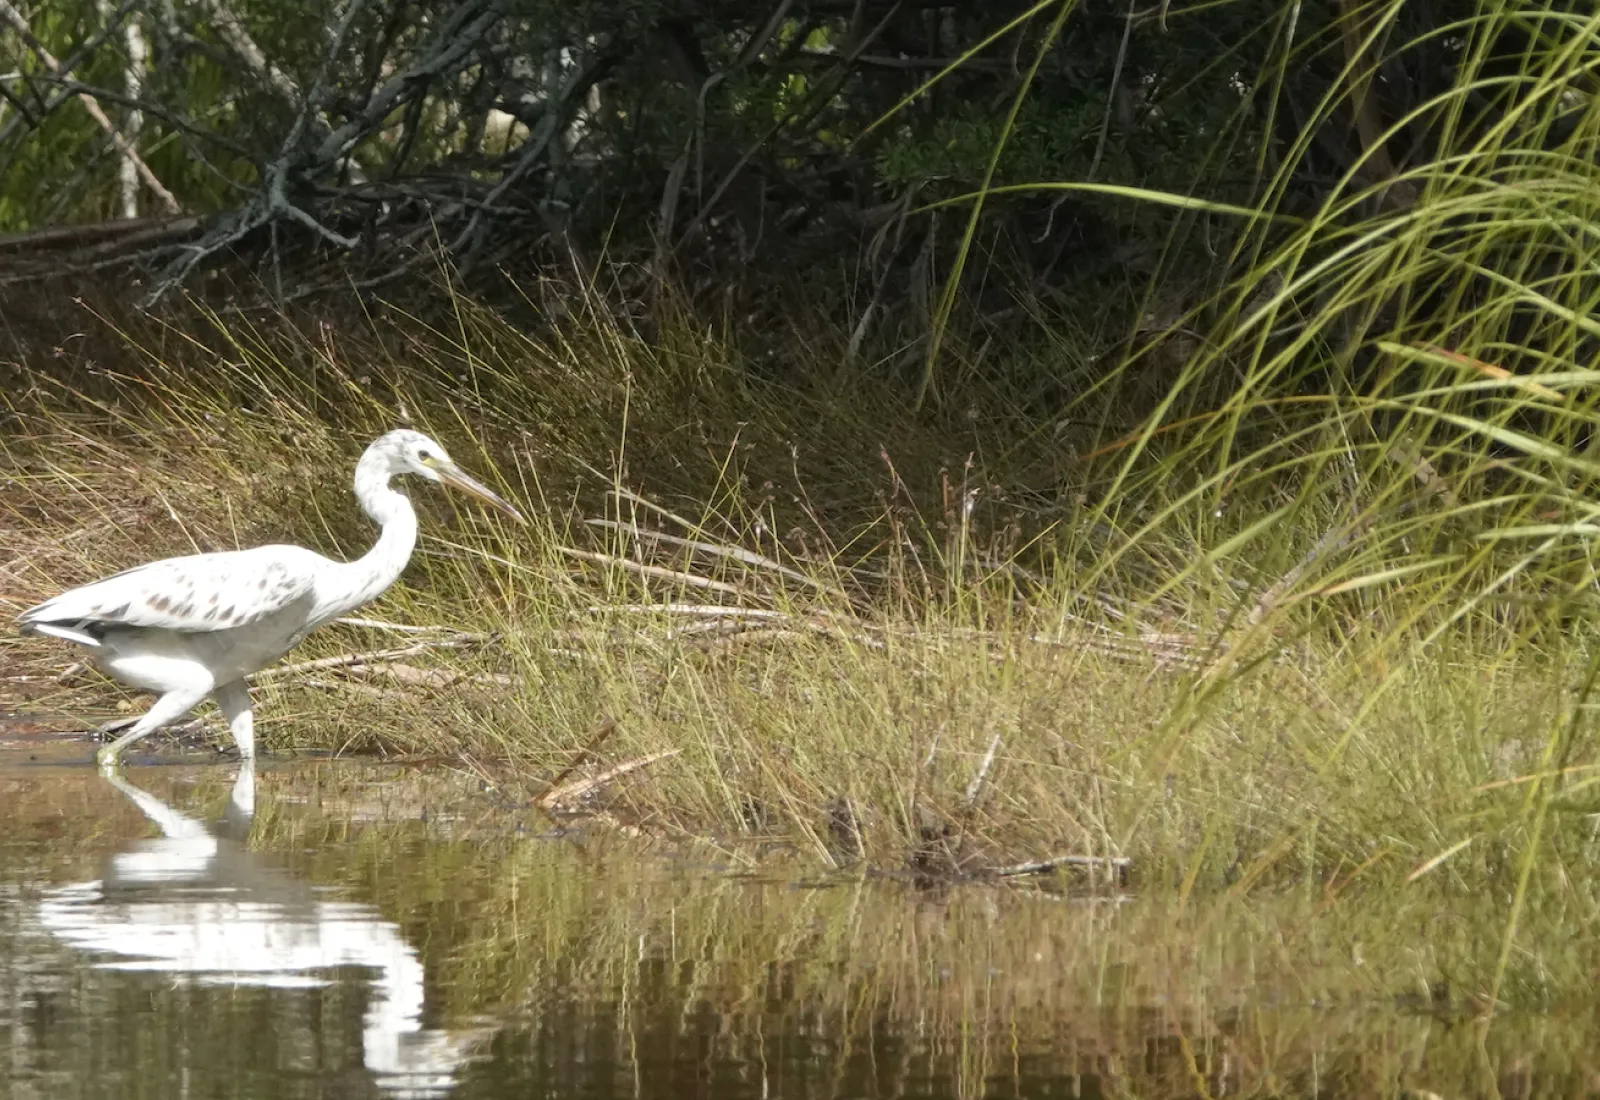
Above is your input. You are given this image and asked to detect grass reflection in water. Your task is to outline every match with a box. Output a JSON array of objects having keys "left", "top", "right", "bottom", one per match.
[{"left": 0, "top": 753, "right": 1594, "bottom": 1100}]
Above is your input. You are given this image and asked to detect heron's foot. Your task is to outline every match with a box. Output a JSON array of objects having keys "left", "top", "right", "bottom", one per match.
[{"left": 96, "top": 746, "right": 123, "bottom": 774}]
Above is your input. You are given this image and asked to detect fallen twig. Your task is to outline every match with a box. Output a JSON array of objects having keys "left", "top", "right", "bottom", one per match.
[
  {"left": 700, "top": 627, "right": 811, "bottom": 647},
  {"left": 533, "top": 716, "right": 617, "bottom": 806},
  {"left": 585, "top": 602, "right": 885, "bottom": 649},
  {"left": 255, "top": 636, "right": 487, "bottom": 682},
  {"left": 348, "top": 662, "right": 512, "bottom": 688},
  {"left": 335, "top": 616, "right": 488, "bottom": 638},
  {"left": 559, "top": 546, "right": 744, "bottom": 596},
  {"left": 587, "top": 517, "right": 844, "bottom": 597},
  {"left": 964, "top": 733, "right": 1002, "bottom": 806},
  {"left": 303, "top": 677, "right": 406, "bottom": 700},
  {"left": 539, "top": 748, "right": 681, "bottom": 808},
  {"left": 995, "top": 853, "right": 1132, "bottom": 878},
  {"left": 592, "top": 603, "right": 788, "bottom": 621}
]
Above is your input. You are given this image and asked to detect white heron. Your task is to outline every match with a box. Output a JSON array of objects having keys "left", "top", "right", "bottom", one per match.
[{"left": 17, "top": 429, "right": 524, "bottom": 769}]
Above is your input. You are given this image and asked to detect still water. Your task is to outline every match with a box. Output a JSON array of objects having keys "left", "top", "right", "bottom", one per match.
[{"left": 0, "top": 741, "right": 1590, "bottom": 1099}]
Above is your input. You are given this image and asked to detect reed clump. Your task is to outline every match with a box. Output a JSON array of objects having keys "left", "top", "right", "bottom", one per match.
[{"left": 1, "top": 273, "right": 1593, "bottom": 916}]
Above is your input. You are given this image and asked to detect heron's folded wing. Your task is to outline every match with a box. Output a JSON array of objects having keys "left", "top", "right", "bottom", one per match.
[{"left": 18, "top": 546, "right": 322, "bottom": 634}]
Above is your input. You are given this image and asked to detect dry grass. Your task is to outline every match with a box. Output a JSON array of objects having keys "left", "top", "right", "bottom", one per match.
[{"left": 0, "top": 282, "right": 1592, "bottom": 908}]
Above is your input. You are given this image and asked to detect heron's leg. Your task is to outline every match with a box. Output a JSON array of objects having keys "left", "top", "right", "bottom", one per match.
[
  {"left": 214, "top": 680, "right": 256, "bottom": 760},
  {"left": 219, "top": 757, "right": 257, "bottom": 840},
  {"left": 97, "top": 686, "right": 211, "bottom": 770}
]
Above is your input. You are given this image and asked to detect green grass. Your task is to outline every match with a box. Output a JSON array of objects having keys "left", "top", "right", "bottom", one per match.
[{"left": 1, "top": 275, "right": 1595, "bottom": 942}]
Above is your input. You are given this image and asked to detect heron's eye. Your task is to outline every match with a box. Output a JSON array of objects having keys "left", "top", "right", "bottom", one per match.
[{"left": 418, "top": 449, "right": 434, "bottom": 463}]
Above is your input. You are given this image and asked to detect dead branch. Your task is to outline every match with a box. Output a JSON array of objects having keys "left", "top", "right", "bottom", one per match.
[
  {"left": 0, "top": 0, "right": 145, "bottom": 148},
  {"left": 586, "top": 517, "right": 842, "bottom": 596},
  {"left": 196, "top": 0, "right": 305, "bottom": 105},
  {"left": 253, "top": 636, "right": 488, "bottom": 681},
  {"left": 533, "top": 715, "right": 617, "bottom": 806},
  {"left": 312, "top": 0, "right": 502, "bottom": 165},
  {"left": 0, "top": 0, "right": 179, "bottom": 212},
  {"left": 994, "top": 853, "right": 1133, "bottom": 878},
  {"left": 140, "top": 0, "right": 502, "bottom": 303},
  {"left": 334, "top": 616, "right": 488, "bottom": 636},
  {"left": 538, "top": 749, "right": 682, "bottom": 808},
  {"left": 964, "top": 733, "right": 1002, "bottom": 806},
  {"left": 558, "top": 545, "right": 745, "bottom": 596},
  {"left": 347, "top": 662, "right": 512, "bottom": 688}
]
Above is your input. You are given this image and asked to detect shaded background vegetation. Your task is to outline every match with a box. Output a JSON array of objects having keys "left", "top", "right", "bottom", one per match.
[{"left": 7, "top": 0, "right": 1576, "bottom": 399}]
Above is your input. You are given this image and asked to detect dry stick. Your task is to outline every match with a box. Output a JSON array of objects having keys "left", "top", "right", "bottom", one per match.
[
  {"left": 586, "top": 518, "right": 842, "bottom": 597},
  {"left": 964, "top": 733, "right": 1003, "bottom": 806},
  {"left": 592, "top": 604, "right": 789, "bottom": 621},
  {"left": 662, "top": 619, "right": 760, "bottom": 638},
  {"left": 609, "top": 486, "right": 705, "bottom": 537},
  {"left": 311, "top": 0, "right": 501, "bottom": 165},
  {"left": 303, "top": 677, "right": 404, "bottom": 701},
  {"left": 254, "top": 637, "right": 484, "bottom": 682},
  {"left": 348, "top": 662, "right": 512, "bottom": 688},
  {"left": 592, "top": 598, "right": 1190, "bottom": 664},
  {"left": 335, "top": 616, "right": 488, "bottom": 637},
  {"left": 698, "top": 627, "right": 810, "bottom": 647},
  {"left": 449, "top": 47, "right": 611, "bottom": 262},
  {"left": 146, "top": 0, "right": 500, "bottom": 303},
  {"left": 196, "top": 0, "right": 304, "bottom": 104},
  {"left": 995, "top": 853, "right": 1133, "bottom": 878},
  {"left": 0, "top": 0, "right": 144, "bottom": 149},
  {"left": 588, "top": 603, "right": 882, "bottom": 649},
  {"left": 944, "top": 731, "right": 1004, "bottom": 871},
  {"left": 594, "top": 603, "right": 872, "bottom": 634},
  {"left": 533, "top": 716, "right": 618, "bottom": 807},
  {"left": 0, "top": 0, "right": 179, "bottom": 212},
  {"left": 558, "top": 546, "right": 744, "bottom": 596},
  {"left": 540, "top": 750, "right": 682, "bottom": 807}
]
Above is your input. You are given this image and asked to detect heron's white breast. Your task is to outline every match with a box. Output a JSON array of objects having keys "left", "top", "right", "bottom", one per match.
[{"left": 96, "top": 605, "right": 314, "bottom": 692}]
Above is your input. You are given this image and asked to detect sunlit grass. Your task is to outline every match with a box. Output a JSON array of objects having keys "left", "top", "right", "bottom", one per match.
[{"left": 1, "top": 272, "right": 1594, "bottom": 922}]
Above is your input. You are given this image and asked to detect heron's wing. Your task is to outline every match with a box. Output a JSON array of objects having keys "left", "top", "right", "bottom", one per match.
[{"left": 17, "top": 545, "right": 324, "bottom": 636}]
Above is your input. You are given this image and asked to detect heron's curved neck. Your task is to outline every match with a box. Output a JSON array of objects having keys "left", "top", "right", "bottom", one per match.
[{"left": 319, "top": 447, "right": 418, "bottom": 621}]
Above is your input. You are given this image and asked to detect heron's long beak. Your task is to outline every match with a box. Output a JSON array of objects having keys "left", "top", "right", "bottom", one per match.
[{"left": 435, "top": 461, "right": 527, "bottom": 524}]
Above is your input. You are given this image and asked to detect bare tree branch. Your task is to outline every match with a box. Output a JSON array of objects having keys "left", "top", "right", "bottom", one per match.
[
  {"left": 114, "top": 4, "right": 148, "bottom": 217},
  {"left": 312, "top": 0, "right": 503, "bottom": 165},
  {"left": 194, "top": 0, "right": 303, "bottom": 105},
  {"left": 0, "top": 0, "right": 179, "bottom": 213},
  {"left": 449, "top": 46, "right": 615, "bottom": 263},
  {"left": 139, "top": 0, "right": 503, "bottom": 303},
  {"left": 0, "top": 0, "right": 144, "bottom": 147}
]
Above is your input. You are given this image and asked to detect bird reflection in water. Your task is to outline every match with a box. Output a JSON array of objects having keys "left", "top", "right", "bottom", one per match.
[{"left": 35, "top": 762, "right": 482, "bottom": 1098}]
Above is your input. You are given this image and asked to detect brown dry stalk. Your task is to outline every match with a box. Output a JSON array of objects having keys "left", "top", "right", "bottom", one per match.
[
  {"left": 995, "top": 853, "right": 1132, "bottom": 877},
  {"left": 558, "top": 546, "right": 744, "bottom": 596},
  {"left": 532, "top": 716, "right": 618, "bottom": 806},
  {"left": 255, "top": 635, "right": 486, "bottom": 682},
  {"left": 586, "top": 517, "right": 843, "bottom": 597}
]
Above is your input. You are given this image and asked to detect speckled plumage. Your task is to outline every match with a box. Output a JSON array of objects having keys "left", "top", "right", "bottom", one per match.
[{"left": 18, "top": 429, "right": 524, "bottom": 769}]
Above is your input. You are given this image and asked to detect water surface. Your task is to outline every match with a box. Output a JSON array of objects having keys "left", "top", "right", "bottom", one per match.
[{"left": 0, "top": 741, "right": 1588, "bottom": 1099}]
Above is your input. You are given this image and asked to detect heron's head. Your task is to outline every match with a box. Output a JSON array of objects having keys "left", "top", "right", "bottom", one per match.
[{"left": 375, "top": 429, "right": 526, "bottom": 523}]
